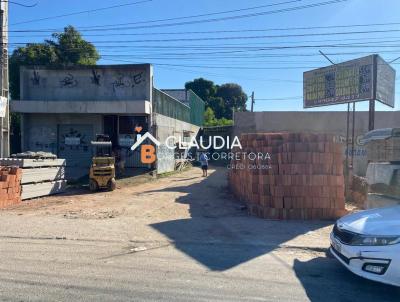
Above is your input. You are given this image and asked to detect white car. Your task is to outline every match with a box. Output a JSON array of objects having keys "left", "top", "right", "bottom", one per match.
[{"left": 330, "top": 206, "right": 400, "bottom": 287}]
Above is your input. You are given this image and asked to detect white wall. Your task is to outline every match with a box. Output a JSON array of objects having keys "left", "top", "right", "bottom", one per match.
[{"left": 154, "top": 113, "right": 201, "bottom": 174}]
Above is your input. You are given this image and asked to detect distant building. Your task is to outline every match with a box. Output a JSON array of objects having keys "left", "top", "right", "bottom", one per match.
[
  {"left": 12, "top": 64, "right": 205, "bottom": 178},
  {"left": 161, "top": 89, "right": 189, "bottom": 105}
]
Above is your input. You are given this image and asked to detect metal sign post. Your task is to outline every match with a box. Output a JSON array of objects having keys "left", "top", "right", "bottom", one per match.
[
  {"left": 369, "top": 100, "right": 375, "bottom": 131},
  {"left": 303, "top": 54, "right": 396, "bottom": 196}
]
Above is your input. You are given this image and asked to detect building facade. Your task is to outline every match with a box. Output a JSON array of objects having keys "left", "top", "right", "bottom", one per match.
[{"left": 11, "top": 64, "right": 204, "bottom": 178}]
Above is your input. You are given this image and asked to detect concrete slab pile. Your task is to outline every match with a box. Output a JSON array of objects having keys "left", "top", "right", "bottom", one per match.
[
  {"left": 0, "top": 167, "right": 22, "bottom": 208},
  {"left": 367, "top": 137, "right": 400, "bottom": 163},
  {"left": 0, "top": 157, "right": 67, "bottom": 200},
  {"left": 228, "top": 133, "right": 348, "bottom": 220}
]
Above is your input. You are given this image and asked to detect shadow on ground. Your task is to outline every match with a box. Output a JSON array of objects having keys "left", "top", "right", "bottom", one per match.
[
  {"left": 293, "top": 254, "right": 400, "bottom": 301},
  {"left": 149, "top": 167, "right": 329, "bottom": 271},
  {"left": 148, "top": 167, "right": 400, "bottom": 299}
]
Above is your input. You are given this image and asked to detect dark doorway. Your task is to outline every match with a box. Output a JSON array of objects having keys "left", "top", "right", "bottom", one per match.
[{"left": 103, "top": 115, "right": 118, "bottom": 146}]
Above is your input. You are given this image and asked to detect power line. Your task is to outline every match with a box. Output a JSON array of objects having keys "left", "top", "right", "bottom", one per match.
[
  {"left": 93, "top": 58, "right": 400, "bottom": 70},
  {"left": 8, "top": 39, "right": 400, "bottom": 59},
  {"left": 9, "top": 28, "right": 400, "bottom": 44},
  {"left": 75, "top": 0, "right": 305, "bottom": 30},
  {"left": 1, "top": 0, "right": 38, "bottom": 8},
  {"left": 74, "top": 0, "right": 352, "bottom": 32},
  {"left": 7, "top": 20, "right": 400, "bottom": 34},
  {"left": 8, "top": 38, "right": 400, "bottom": 51},
  {"left": 152, "top": 64, "right": 303, "bottom": 83},
  {"left": 10, "top": 0, "right": 349, "bottom": 32},
  {"left": 255, "top": 96, "right": 303, "bottom": 100},
  {"left": 76, "top": 0, "right": 304, "bottom": 30},
  {"left": 10, "top": 0, "right": 153, "bottom": 26}
]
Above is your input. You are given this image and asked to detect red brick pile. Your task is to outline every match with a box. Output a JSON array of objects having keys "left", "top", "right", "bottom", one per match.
[
  {"left": 0, "top": 166, "right": 22, "bottom": 208},
  {"left": 228, "top": 133, "right": 348, "bottom": 220},
  {"left": 349, "top": 175, "right": 368, "bottom": 209}
]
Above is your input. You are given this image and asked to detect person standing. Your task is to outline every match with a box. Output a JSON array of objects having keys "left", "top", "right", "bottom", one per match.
[{"left": 199, "top": 152, "right": 209, "bottom": 177}]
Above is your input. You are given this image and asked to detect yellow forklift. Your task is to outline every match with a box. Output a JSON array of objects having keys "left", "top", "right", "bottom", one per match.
[{"left": 89, "top": 134, "right": 116, "bottom": 192}]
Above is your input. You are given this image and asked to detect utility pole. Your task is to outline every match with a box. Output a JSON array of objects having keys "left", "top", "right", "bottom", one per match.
[
  {"left": 368, "top": 100, "right": 375, "bottom": 131},
  {"left": 250, "top": 91, "right": 255, "bottom": 112},
  {"left": 369, "top": 54, "right": 378, "bottom": 132},
  {"left": 0, "top": 0, "right": 9, "bottom": 158}
]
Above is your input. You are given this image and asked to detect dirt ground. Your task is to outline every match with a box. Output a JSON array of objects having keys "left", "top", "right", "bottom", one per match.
[
  {"left": 4, "top": 167, "right": 240, "bottom": 220},
  {"left": 1, "top": 166, "right": 334, "bottom": 251},
  {"left": 1, "top": 166, "right": 399, "bottom": 301}
]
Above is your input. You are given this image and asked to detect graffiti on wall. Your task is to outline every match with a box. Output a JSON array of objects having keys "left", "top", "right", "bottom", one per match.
[
  {"left": 60, "top": 128, "right": 88, "bottom": 152},
  {"left": 28, "top": 126, "right": 57, "bottom": 152},
  {"left": 91, "top": 69, "right": 101, "bottom": 86},
  {"left": 112, "top": 72, "right": 144, "bottom": 92},
  {"left": 60, "top": 73, "right": 78, "bottom": 88},
  {"left": 25, "top": 68, "right": 149, "bottom": 101},
  {"left": 30, "top": 70, "right": 41, "bottom": 86}
]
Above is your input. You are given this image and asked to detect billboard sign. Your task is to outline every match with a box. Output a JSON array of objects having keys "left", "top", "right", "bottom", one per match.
[
  {"left": 303, "top": 55, "right": 395, "bottom": 108},
  {"left": 376, "top": 55, "right": 396, "bottom": 108}
]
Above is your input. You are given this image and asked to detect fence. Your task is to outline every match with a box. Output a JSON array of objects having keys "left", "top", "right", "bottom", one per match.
[{"left": 153, "top": 88, "right": 204, "bottom": 127}]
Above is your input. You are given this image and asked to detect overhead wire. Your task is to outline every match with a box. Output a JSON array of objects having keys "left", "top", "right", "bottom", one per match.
[
  {"left": 9, "top": 0, "right": 349, "bottom": 32},
  {"left": 75, "top": 0, "right": 305, "bottom": 29},
  {"left": 1, "top": 0, "right": 38, "bottom": 8},
  {"left": 8, "top": 29, "right": 400, "bottom": 45},
  {"left": 10, "top": 0, "right": 153, "bottom": 25}
]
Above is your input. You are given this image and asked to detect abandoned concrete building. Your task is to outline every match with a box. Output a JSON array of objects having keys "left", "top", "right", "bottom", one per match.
[{"left": 11, "top": 64, "right": 205, "bottom": 178}]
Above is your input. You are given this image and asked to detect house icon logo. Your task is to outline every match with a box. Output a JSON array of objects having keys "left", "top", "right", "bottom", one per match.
[{"left": 131, "top": 132, "right": 160, "bottom": 164}]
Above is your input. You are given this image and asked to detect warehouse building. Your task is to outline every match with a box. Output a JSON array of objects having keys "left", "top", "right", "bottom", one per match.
[{"left": 11, "top": 64, "right": 205, "bottom": 179}]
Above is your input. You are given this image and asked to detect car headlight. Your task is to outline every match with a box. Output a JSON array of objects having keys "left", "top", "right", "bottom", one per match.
[{"left": 351, "top": 235, "right": 400, "bottom": 246}]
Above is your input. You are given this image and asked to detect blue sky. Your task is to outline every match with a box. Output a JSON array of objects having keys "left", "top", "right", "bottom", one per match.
[{"left": 8, "top": 0, "right": 400, "bottom": 111}]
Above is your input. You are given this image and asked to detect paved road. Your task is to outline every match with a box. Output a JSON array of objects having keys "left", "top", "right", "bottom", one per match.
[{"left": 0, "top": 167, "right": 399, "bottom": 301}]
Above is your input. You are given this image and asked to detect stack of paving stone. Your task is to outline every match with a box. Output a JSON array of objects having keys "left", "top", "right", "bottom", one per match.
[
  {"left": 0, "top": 167, "right": 22, "bottom": 208},
  {"left": 228, "top": 132, "right": 347, "bottom": 220},
  {"left": 366, "top": 130, "right": 400, "bottom": 163},
  {"left": 0, "top": 153, "right": 66, "bottom": 201}
]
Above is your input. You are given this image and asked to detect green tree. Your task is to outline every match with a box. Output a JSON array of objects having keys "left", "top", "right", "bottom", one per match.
[
  {"left": 185, "top": 78, "right": 247, "bottom": 121},
  {"left": 208, "top": 96, "right": 225, "bottom": 119},
  {"left": 46, "top": 26, "right": 99, "bottom": 67},
  {"left": 204, "top": 107, "right": 217, "bottom": 126},
  {"left": 9, "top": 26, "right": 99, "bottom": 153},
  {"left": 185, "top": 78, "right": 216, "bottom": 107},
  {"left": 204, "top": 107, "right": 233, "bottom": 127},
  {"left": 9, "top": 25, "right": 99, "bottom": 100},
  {"left": 215, "top": 83, "right": 247, "bottom": 119}
]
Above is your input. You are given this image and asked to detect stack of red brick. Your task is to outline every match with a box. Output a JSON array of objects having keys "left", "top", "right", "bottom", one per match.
[
  {"left": 228, "top": 133, "right": 348, "bottom": 220},
  {"left": 0, "top": 166, "right": 22, "bottom": 208}
]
